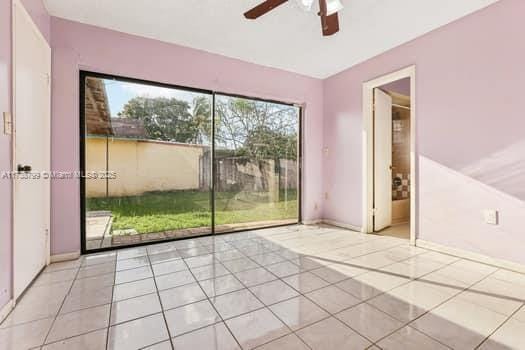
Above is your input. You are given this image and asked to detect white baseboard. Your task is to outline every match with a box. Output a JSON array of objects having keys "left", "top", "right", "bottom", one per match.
[
  {"left": 50, "top": 251, "right": 81, "bottom": 263},
  {"left": 416, "top": 239, "right": 525, "bottom": 274},
  {"left": 0, "top": 299, "right": 14, "bottom": 323},
  {"left": 302, "top": 219, "right": 322, "bottom": 225},
  {"left": 321, "top": 219, "right": 362, "bottom": 232},
  {"left": 303, "top": 219, "right": 362, "bottom": 233}
]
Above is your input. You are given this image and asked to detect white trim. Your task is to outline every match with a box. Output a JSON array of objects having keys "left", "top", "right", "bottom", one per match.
[
  {"left": 0, "top": 299, "right": 14, "bottom": 323},
  {"left": 321, "top": 219, "right": 362, "bottom": 232},
  {"left": 50, "top": 251, "right": 81, "bottom": 263},
  {"left": 362, "top": 65, "right": 417, "bottom": 245},
  {"left": 416, "top": 239, "right": 525, "bottom": 274},
  {"left": 12, "top": 0, "right": 52, "bottom": 299},
  {"left": 302, "top": 219, "right": 362, "bottom": 233}
]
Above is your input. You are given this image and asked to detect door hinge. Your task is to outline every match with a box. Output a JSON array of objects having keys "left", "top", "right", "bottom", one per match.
[{"left": 372, "top": 208, "right": 376, "bottom": 215}]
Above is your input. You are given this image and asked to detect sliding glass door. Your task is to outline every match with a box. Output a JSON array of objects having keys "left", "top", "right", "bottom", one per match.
[
  {"left": 214, "top": 94, "right": 300, "bottom": 233},
  {"left": 81, "top": 72, "right": 300, "bottom": 252}
]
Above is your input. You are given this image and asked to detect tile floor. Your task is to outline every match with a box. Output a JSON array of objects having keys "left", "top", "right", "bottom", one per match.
[{"left": 1, "top": 224, "right": 524, "bottom": 350}]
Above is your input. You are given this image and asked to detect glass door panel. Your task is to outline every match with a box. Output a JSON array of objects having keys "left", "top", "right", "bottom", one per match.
[
  {"left": 82, "top": 73, "right": 212, "bottom": 251},
  {"left": 213, "top": 95, "right": 300, "bottom": 233}
]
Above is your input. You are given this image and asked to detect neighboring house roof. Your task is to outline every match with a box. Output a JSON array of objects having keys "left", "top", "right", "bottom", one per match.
[
  {"left": 110, "top": 118, "right": 148, "bottom": 138},
  {"left": 85, "top": 77, "right": 113, "bottom": 135}
]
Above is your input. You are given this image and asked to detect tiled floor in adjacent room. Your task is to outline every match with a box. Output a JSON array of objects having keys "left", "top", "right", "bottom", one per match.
[{"left": 1, "top": 224, "right": 524, "bottom": 349}]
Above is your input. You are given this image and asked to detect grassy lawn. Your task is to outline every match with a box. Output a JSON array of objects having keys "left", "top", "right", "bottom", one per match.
[{"left": 87, "top": 190, "right": 298, "bottom": 234}]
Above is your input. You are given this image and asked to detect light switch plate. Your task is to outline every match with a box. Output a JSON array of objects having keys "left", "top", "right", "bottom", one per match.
[
  {"left": 483, "top": 209, "right": 498, "bottom": 225},
  {"left": 3, "top": 112, "right": 12, "bottom": 135}
]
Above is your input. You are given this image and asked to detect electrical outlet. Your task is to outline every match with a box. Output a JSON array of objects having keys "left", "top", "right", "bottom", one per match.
[
  {"left": 483, "top": 209, "right": 498, "bottom": 225},
  {"left": 3, "top": 112, "right": 12, "bottom": 135}
]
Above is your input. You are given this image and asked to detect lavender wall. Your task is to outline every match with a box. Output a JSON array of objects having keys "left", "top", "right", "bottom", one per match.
[
  {"left": 323, "top": 0, "right": 525, "bottom": 265},
  {"left": 0, "top": 0, "right": 51, "bottom": 310},
  {"left": 50, "top": 18, "right": 324, "bottom": 255}
]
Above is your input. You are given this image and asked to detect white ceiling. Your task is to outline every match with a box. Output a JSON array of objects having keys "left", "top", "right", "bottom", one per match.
[{"left": 44, "top": 0, "right": 499, "bottom": 79}]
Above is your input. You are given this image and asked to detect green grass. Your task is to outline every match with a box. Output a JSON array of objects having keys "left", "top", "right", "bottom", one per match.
[{"left": 87, "top": 190, "right": 298, "bottom": 234}]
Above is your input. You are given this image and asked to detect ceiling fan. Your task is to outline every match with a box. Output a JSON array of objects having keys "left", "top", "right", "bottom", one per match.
[{"left": 244, "top": 0, "right": 344, "bottom": 36}]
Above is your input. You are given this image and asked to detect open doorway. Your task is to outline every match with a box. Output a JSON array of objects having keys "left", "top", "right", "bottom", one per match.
[{"left": 362, "top": 66, "right": 416, "bottom": 243}]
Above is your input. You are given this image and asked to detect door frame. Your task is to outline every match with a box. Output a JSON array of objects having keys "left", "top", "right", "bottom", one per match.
[
  {"left": 79, "top": 70, "right": 304, "bottom": 254},
  {"left": 362, "top": 65, "right": 416, "bottom": 245},
  {"left": 11, "top": 0, "right": 51, "bottom": 299}
]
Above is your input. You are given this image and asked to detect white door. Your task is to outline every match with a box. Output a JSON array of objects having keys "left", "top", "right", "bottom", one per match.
[
  {"left": 13, "top": 0, "right": 51, "bottom": 299},
  {"left": 373, "top": 88, "right": 392, "bottom": 231}
]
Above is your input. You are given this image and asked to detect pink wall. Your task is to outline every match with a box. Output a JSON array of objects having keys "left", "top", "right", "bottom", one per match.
[
  {"left": 50, "top": 18, "right": 324, "bottom": 254},
  {"left": 322, "top": 0, "right": 525, "bottom": 265},
  {"left": 0, "top": 0, "right": 51, "bottom": 310}
]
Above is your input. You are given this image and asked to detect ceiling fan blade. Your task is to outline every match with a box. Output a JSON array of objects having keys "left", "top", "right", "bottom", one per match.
[
  {"left": 318, "top": 0, "right": 339, "bottom": 36},
  {"left": 322, "top": 13, "right": 339, "bottom": 36},
  {"left": 244, "top": 0, "right": 289, "bottom": 19}
]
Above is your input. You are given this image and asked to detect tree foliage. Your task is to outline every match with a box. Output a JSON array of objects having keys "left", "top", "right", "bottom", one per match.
[{"left": 119, "top": 95, "right": 298, "bottom": 160}]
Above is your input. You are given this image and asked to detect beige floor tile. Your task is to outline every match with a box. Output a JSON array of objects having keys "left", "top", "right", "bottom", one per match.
[
  {"left": 256, "top": 334, "right": 309, "bottom": 350},
  {"left": 149, "top": 250, "right": 181, "bottom": 264},
  {"left": 282, "top": 272, "right": 330, "bottom": 293},
  {"left": 159, "top": 282, "right": 207, "bottom": 310},
  {"left": 42, "top": 329, "right": 107, "bottom": 350},
  {"left": 0, "top": 317, "right": 53, "bottom": 350},
  {"left": 296, "top": 317, "right": 371, "bottom": 350},
  {"left": 265, "top": 261, "right": 304, "bottom": 278},
  {"left": 71, "top": 273, "right": 115, "bottom": 293},
  {"left": 367, "top": 292, "right": 427, "bottom": 324},
  {"left": 110, "top": 293, "right": 162, "bottom": 325},
  {"left": 143, "top": 340, "right": 173, "bottom": 350},
  {"left": 107, "top": 313, "right": 169, "bottom": 349},
  {"left": 117, "top": 247, "right": 147, "bottom": 260},
  {"left": 33, "top": 268, "right": 78, "bottom": 287},
  {"left": 479, "top": 318, "right": 525, "bottom": 350},
  {"left": 155, "top": 269, "right": 195, "bottom": 291},
  {"left": 250, "top": 252, "right": 287, "bottom": 266},
  {"left": 336, "top": 278, "right": 385, "bottom": 301},
  {"left": 191, "top": 263, "right": 231, "bottom": 281},
  {"left": 164, "top": 300, "right": 221, "bottom": 336},
  {"left": 82, "top": 253, "right": 116, "bottom": 267},
  {"left": 44, "top": 259, "right": 82, "bottom": 273},
  {"left": 210, "top": 288, "right": 263, "bottom": 319},
  {"left": 222, "top": 257, "right": 260, "bottom": 273},
  {"left": 513, "top": 306, "right": 525, "bottom": 322},
  {"left": 77, "top": 262, "right": 116, "bottom": 279},
  {"left": 47, "top": 304, "right": 110, "bottom": 343},
  {"left": 249, "top": 280, "right": 299, "bottom": 305},
  {"left": 226, "top": 308, "right": 290, "bottom": 349},
  {"left": 310, "top": 263, "right": 366, "bottom": 284},
  {"left": 377, "top": 326, "right": 449, "bottom": 350},
  {"left": 0, "top": 281, "right": 70, "bottom": 327},
  {"left": 152, "top": 259, "right": 187, "bottom": 276},
  {"left": 214, "top": 249, "right": 246, "bottom": 262},
  {"left": 171, "top": 322, "right": 240, "bottom": 350},
  {"left": 457, "top": 276, "right": 525, "bottom": 316},
  {"left": 270, "top": 296, "right": 329, "bottom": 331},
  {"left": 412, "top": 297, "right": 508, "bottom": 349},
  {"left": 199, "top": 274, "right": 244, "bottom": 297},
  {"left": 116, "top": 256, "right": 149, "bottom": 271},
  {"left": 115, "top": 265, "right": 153, "bottom": 284},
  {"left": 112, "top": 278, "right": 156, "bottom": 302},
  {"left": 184, "top": 254, "right": 217, "bottom": 268},
  {"left": 305, "top": 285, "right": 361, "bottom": 314},
  {"left": 60, "top": 285, "right": 113, "bottom": 314},
  {"left": 336, "top": 303, "right": 404, "bottom": 342},
  {"left": 235, "top": 267, "right": 278, "bottom": 287},
  {"left": 352, "top": 270, "right": 410, "bottom": 295}
]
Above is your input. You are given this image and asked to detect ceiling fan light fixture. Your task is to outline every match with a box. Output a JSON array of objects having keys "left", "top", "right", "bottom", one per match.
[
  {"left": 325, "top": 0, "right": 343, "bottom": 16},
  {"left": 296, "top": 0, "right": 315, "bottom": 11}
]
